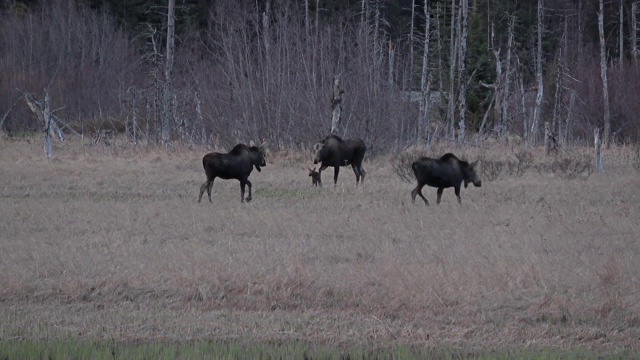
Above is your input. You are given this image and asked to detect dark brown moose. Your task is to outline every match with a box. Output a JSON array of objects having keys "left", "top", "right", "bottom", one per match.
[
  {"left": 411, "top": 153, "right": 481, "bottom": 205},
  {"left": 312, "top": 134, "right": 367, "bottom": 186},
  {"left": 198, "top": 142, "right": 266, "bottom": 203}
]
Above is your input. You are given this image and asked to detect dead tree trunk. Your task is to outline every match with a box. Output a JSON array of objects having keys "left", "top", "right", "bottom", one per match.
[
  {"left": 565, "top": 90, "right": 575, "bottom": 145},
  {"left": 43, "top": 91, "right": 52, "bottom": 158},
  {"left": 410, "top": 0, "right": 416, "bottom": 88},
  {"left": 418, "top": 0, "right": 431, "bottom": 146},
  {"left": 436, "top": 3, "right": 444, "bottom": 94},
  {"left": 599, "top": 0, "right": 612, "bottom": 148},
  {"left": 161, "top": 0, "right": 176, "bottom": 146},
  {"left": 456, "top": 0, "right": 469, "bottom": 142},
  {"left": 24, "top": 91, "right": 65, "bottom": 158},
  {"left": 330, "top": 74, "right": 343, "bottom": 135},
  {"left": 552, "top": 25, "right": 565, "bottom": 147},
  {"left": 447, "top": 0, "right": 458, "bottom": 138},
  {"left": 531, "top": 0, "right": 544, "bottom": 146},
  {"left": 501, "top": 15, "right": 515, "bottom": 142},
  {"left": 518, "top": 57, "right": 529, "bottom": 149},
  {"left": 595, "top": 127, "right": 603, "bottom": 173}
]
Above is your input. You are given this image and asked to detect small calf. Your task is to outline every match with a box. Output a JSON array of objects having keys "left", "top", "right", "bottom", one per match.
[{"left": 308, "top": 167, "right": 320, "bottom": 186}]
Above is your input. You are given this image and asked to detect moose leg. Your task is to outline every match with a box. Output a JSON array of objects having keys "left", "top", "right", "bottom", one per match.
[
  {"left": 351, "top": 165, "right": 360, "bottom": 184},
  {"left": 436, "top": 188, "right": 444, "bottom": 205},
  {"left": 240, "top": 180, "right": 251, "bottom": 202},
  {"left": 411, "top": 184, "right": 429, "bottom": 205},
  {"left": 198, "top": 181, "right": 208, "bottom": 203},
  {"left": 318, "top": 164, "right": 329, "bottom": 187},
  {"left": 454, "top": 186, "right": 462, "bottom": 204},
  {"left": 359, "top": 166, "right": 366, "bottom": 183},
  {"left": 245, "top": 179, "right": 253, "bottom": 202},
  {"left": 333, "top": 166, "right": 340, "bottom": 186},
  {"left": 199, "top": 179, "right": 214, "bottom": 203}
]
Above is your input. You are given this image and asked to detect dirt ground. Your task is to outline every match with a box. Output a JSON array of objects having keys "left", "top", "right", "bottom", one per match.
[{"left": 1, "top": 136, "right": 639, "bottom": 353}]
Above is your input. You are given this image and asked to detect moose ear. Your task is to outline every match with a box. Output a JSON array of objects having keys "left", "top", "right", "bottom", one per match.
[
  {"left": 471, "top": 160, "right": 479, "bottom": 168},
  {"left": 249, "top": 140, "right": 255, "bottom": 147}
]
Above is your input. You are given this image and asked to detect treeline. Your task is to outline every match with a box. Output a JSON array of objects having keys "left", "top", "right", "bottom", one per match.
[{"left": 1, "top": 0, "right": 639, "bottom": 152}]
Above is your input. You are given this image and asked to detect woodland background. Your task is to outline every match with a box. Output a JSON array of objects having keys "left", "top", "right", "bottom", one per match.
[{"left": 1, "top": 0, "right": 639, "bottom": 153}]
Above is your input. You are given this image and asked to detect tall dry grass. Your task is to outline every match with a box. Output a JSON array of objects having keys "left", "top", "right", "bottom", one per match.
[{"left": 0, "top": 135, "right": 638, "bottom": 351}]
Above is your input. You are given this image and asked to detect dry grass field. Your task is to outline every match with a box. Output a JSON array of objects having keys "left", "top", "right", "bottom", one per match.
[{"left": 1, "top": 135, "right": 639, "bottom": 355}]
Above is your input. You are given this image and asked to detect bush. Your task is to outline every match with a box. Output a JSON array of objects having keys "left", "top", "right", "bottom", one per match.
[
  {"left": 392, "top": 149, "right": 425, "bottom": 183},
  {"left": 481, "top": 159, "right": 505, "bottom": 181},
  {"left": 550, "top": 155, "right": 594, "bottom": 180}
]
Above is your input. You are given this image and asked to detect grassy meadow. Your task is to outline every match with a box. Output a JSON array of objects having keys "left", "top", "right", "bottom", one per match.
[{"left": 0, "top": 135, "right": 639, "bottom": 357}]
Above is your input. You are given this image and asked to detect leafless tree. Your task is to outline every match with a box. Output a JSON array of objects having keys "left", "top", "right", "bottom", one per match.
[
  {"left": 632, "top": 2, "right": 638, "bottom": 63},
  {"left": 599, "top": 0, "right": 611, "bottom": 148},
  {"left": 161, "top": 0, "right": 176, "bottom": 146},
  {"left": 531, "top": 0, "right": 545, "bottom": 146},
  {"left": 418, "top": 0, "right": 431, "bottom": 146},
  {"left": 456, "top": 0, "right": 469, "bottom": 142},
  {"left": 447, "top": 0, "right": 458, "bottom": 139}
]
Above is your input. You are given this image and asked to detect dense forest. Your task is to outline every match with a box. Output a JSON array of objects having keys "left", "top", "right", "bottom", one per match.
[{"left": 1, "top": 0, "right": 639, "bottom": 152}]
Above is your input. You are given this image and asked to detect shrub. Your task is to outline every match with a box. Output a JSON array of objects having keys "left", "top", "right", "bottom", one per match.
[
  {"left": 392, "top": 149, "right": 425, "bottom": 183},
  {"left": 550, "top": 155, "right": 594, "bottom": 180}
]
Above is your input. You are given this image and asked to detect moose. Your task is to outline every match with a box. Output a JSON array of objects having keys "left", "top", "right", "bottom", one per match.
[
  {"left": 198, "top": 142, "right": 267, "bottom": 203},
  {"left": 411, "top": 153, "right": 481, "bottom": 205},
  {"left": 308, "top": 167, "right": 320, "bottom": 186},
  {"left": 312, "top": 134, "right": 367, "bottom": 186}
]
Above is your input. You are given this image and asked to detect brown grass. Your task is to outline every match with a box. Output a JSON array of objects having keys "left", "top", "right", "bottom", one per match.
[{"left": 0, "top": 135, "right": 639, "bottom": 352}]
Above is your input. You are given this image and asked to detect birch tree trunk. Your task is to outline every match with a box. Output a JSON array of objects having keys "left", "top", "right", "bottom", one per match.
[
  {"left": 518, "top": 58, "right": 529, "bottom": 149},
  {"left": 599, "top": 0, "right": 612, "bottom": 148},
  {"left": 456, "top": 0, "right": 468, "bottom": 142},
  {"left": 418, "top": 0, "right": 431, "bottom": 146},
  {"left": 447, "top": 0, "right": 458, "bottom": 138},
  {"left": 552, "top": 46, "right": 563, "bottom": 144},
  {"left": 531, "top": 0, "right": 544, "bottom": 146},
  {"left": 161, "top": 0, "right": 175, "bottom": 146},
  {"left": 330, "top": 74, "right": 343, "bottom": 135},
  {"left": 595, "top": 127, "right": 603, "bottom": 173},
  {"left": 410, "top": 0, "right": 416, "bottom": 88},
  {"left": 566, "top": 90, "right": 575, "bottom": 145},
  {"left": 501, "top": 15, "right": 514, "bottom": 142},
  {"left": 436, "top": 3, "right": 444, "bottom": 94},
  {"left": 43, "top": 90, "right": 52, "bottom": 158}
]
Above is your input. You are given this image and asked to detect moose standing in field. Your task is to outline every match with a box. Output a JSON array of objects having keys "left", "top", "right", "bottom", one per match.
[
  {"left": 312, "top": 134, "right": 367, "bottom": 186},
  {"left": 411, "top": 153, "right": 482, "bottom": 205},
  {"left": 198, "top": 141, "right": 267, "bottom": 203}
]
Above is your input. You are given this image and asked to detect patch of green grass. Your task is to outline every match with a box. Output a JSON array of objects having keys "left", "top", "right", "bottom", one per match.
[{"left": 0, "top": 340, "right": 634, "bottom": 360}]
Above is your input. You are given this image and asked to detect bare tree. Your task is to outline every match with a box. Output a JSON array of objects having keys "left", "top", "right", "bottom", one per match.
[
  {"left": 517, "top": 57, "right": 529, "bottom": 149},
  {"left": 531, "top": 0, "right": 545, "bottom": 146},
  {"left": 409, "top": 0, "right": 416, "bottom": 88},
  {"left": 161, "top": 0, "right": 176, "bottom": 146},
  {"left": 456, "top": 0, "right": 469, "bottom": 142},
  {"left": 447, "top": 0, "right": 458, "bottom": 138},
  {"left": 418, "top": 0, "right": 431, "bottom": 146},
  {"left": 633, "top": 2, "right": 638, "bottom": 63},
  {"left": 330, "top": 74, "right": 343, "bottom": 135},
  {"left": 599, "top": 0, "right": 611, "bottom": 148},
  {"left": 620, "top": 0, "right": 624, "bottom": 68},
  {"left": 552, "top": 17, "right": 567, "bottom": 147}
]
